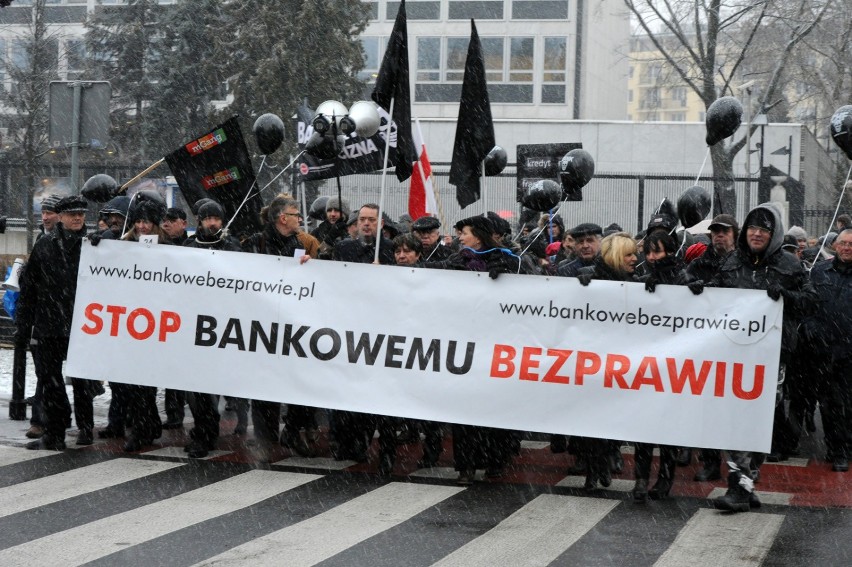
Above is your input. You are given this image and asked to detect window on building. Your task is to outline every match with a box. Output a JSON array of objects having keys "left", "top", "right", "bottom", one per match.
[
  {"left": 416, "top": 37, "right": 440, "bottom": 81},
  {"left": 628, "top": 89, "right": 633, "bottom": 103},
  {"left": 669, "top": 112, "right": 685, "bottom": 122},
  {"left": 445, "top": 37, "right": 468, "bottom": 81},
  {"left": 359, "top": 37, "right": 381, "bottom": 82},
  {"left": 481, "top": 37, "right": 504, "bottom": 83},
  {"left": 669, "top": 86, "right": 687, "bottom": 107},
  {"left": 628, "top": 65, "right": 634, "bottom": 79},
  {"left": 542, "top": 37, "right": 565, "bottom": 82},
  {"left": 65, "top": 39, "right": 86, "bottom": 80},
  {"left": 509, "top": 37, "right": 533, "bottom": 82}
]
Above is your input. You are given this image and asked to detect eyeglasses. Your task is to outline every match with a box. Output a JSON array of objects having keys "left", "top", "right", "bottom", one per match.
[
  {"left": 281, "top": 212, "right": 300, "bottom": 218},
  {"left": 747, "top": 225, "right": 771, "bottom": 234},
  {"left": 835, "top": 240, "right": 852, "bottom": 248}
]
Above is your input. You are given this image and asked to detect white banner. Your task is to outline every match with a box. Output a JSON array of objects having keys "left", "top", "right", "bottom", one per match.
[{"left": 68, "top": 240, "right": 783, "bottom": 452}]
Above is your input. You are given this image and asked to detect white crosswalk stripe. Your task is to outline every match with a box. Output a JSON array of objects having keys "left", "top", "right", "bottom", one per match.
[
  {"left": 0, "top": 445, "right": 61, "bottom": 467},
  {"left": 0, "top": 469, "right": 322, "bottom": 567},
  {"left": 653, "top": 508, "right": 785, "bottom": 567},
  {"left": 193, "top": 482, "right": 464, "bottom": 567},
  {"left": 431, "top": 494, "right": 619, "bottom": 567},
  {"left": 0, "top": 458, "right": 183, "bottom": 518}
]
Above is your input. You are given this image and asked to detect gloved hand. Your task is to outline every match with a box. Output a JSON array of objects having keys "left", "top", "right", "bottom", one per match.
[
  {"left": 687, "top": 279, "right": 705, "bottom": 295},
  {"left": 487, "top": 253, "right": 513, "bottom": 280},
  {"left": 766, "top": 281, "right": 784, "bottom": 301},
  {"left": 88, "top": 232, "right": 102, "bottom": 246},
  {"left": 644, "top": 277, "right": 657, "bottom": 293},
  {"left": 577, "top": 273, "right": 593, "bottom": 286}
]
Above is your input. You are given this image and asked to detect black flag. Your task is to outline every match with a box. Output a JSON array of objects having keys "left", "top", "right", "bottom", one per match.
[
  {"left": 164, "top": 116, "right": 262, "bottom": 239},
  {"left": 371, "top": 0, "right": 415, "bottom": 182},
  {"left": 449, "top": 19, "right": 495, "bottom": 209}
]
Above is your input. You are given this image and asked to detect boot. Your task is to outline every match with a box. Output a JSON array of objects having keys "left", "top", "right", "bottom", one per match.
[
  {"left": 649, "top": 455, "right": 675, "bottom": 500},
  {"left": 632, "top": 478, "right": 648, "bottom": 502},
  {"left": 713, "top": 466, "right": 754, "bottom": 513},
  {"left": 76, "top": 429, "right": 94, "bottom": 446},
  {"left": 676, "top": 448, "right": 692, "bottom": 467},
  {"left": 25, "top": 425, "right": 44, "bottom": 439}
]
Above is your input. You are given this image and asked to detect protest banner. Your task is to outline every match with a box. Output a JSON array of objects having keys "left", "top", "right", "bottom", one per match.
[{"left": 67, "top": 241, "right": 783, "bottom": 452}]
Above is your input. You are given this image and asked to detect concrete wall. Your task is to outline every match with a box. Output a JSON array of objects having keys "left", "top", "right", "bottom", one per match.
[{"left": 581, "top": 0, "right": 629, "bottom": 121}]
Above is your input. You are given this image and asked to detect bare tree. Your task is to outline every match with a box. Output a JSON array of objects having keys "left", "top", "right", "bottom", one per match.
[
  {"left": 625, "top": 0, "right": 832, "bottom": 214},
  {"left": 1, "top": 0, "right": 60, "bottom": 250}
]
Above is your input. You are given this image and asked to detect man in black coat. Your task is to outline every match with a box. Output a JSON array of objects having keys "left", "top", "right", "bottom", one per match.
[
  {"left": 161, "top": 207, "right": 189, "bottom": 246},
  {"left": 17, "top": 196, "right": 96, "bottom": 450},
  {"left": 712, "top": 203, "right": 815, "bottom": 512},
  {"left": 556, "top": 223, "right": 603, "bottom": 278},
  {"left": 333, "top": 203, "right": 395, "bottom": 265},
  {"left": 809, "top": 228, "right": 852, "bottom": 472},
  {"left": 412, "top": 215, "right": 452, "bottom": 262}
]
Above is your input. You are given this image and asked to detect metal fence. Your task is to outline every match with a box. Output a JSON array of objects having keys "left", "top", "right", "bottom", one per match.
[{"left": 307, "top": 165, "right": 764, "bottom": 235}]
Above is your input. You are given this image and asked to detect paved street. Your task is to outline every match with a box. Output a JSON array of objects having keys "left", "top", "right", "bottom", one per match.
[{"left": 2, "top": 349, "right": 852, "bottom": 565}]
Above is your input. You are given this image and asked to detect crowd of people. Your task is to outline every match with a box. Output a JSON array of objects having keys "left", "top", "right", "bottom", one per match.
[{"left": 13, "top": 189, "right": 852, "bottom": 514}]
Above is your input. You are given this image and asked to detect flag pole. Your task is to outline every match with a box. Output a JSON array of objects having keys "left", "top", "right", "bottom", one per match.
[
  {"left": 375, "top": 96, "right": 396, "bottom": 264},
  {"left": 481, "top": 158, "right": 487, "bottom": 214},
  {"left": 117, "top": 157, "right": 165, "bottom": 193}
]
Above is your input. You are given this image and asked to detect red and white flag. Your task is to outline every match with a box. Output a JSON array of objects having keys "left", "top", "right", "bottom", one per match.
[{"left": 409, "top": 119, "right": 439, "bottom": 220}]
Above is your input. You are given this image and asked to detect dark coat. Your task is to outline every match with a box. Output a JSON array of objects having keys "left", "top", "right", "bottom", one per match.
[
  {"left": 712, "top": 203, "right": 815, "bottom": 356},
  {"left": 17, "top": 223, "right": 87, "bottom": 339},
  {"left": 556, "top": 256, "right": 594, "bottom": 278},
  {"left": 333, "top": 236, "right": 395, "bottom": 265},
  {"left": 184, "top": 229, "right": 242, "bottom": 252},
  {"left": 421, "top": 242, "right": 454, "bottom": 263},
  {"left": 809, "top": 257, "right": 852, "bottom": 362},
  {"left": 685, "top": 245, "right": 730, "bottom": 283},
  {"left": 638, "top": 255, "right": 689, "bottom": 287},
  {"left": 577, "top": 256, "right": 638, "bottom": 283}
]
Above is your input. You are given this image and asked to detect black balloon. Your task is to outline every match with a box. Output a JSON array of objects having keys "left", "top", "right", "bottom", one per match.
[
  {"left": 521, "top": 180, "right": 562, "bottom": 212},
  {"left": 81, "top": 174, "right": 118, "bottom": 202},
  {"left": 677, "top": 185, "right": 712, "bottom": 228},
  {"left": 559, "top": 149, "right": 594, "bottom": 201},
  {"left": 253, "top": 113, "right": 285, "bottom": 155},
  {"left": 830, "top": 105, "right": 852, "bottom": 160},
  {"left": 484, "top": 146, "right": 508, "bottom": 176},
  {"left": 705, "top": 96, "right": 743, "bottom": 146},
  {"left": 309, "top": 196, "right": 330, "bottom": 220}
]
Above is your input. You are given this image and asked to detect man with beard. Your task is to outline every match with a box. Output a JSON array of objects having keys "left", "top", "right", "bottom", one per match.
[{"left": 17, "top": 196, "right": 96, "bottom": 449}]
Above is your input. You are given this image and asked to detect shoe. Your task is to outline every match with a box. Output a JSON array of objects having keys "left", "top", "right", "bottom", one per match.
[
  {"left": 749, "top": 492, "right": 762, "bottom": 509},
  {"left": 583, "top": 472, "right": 598, "bottom": 491},
  {"left": 765, "top": 452, "right": 789, "bottom": 463},
  {"left": 186, "top": 441, "right": 211, "bottom": 459},
  {"left": 694, "top": 464, "right": 721, "bottom": 482},
  {"left": 76, "top": 429, "right": 94, "bottom": 446},
  {"left": 25, "top": 425, "right": 44, "bottom": 439},
  {"left": 832, "top": 457, "right": 849, "bottom": 472},
  {"left": 632, "top": 478, "right": 648, "bottom": 502},
  {"left": 161, "top": 420, "right": 184, "bottom": 430},
  {"left": 712, "top": 470, "right": 753, "bottom": 512},
  {"left": 566, "top": 457, "right": 588, "bottom": 475},
  {"left": 123, "top": 437, "right": 152, "bottom": 453},
  {"left": 609, "top": 450, "right": 624, "bottom": 474},
  {"left": 98, "top": 426, "right": 125, "bottom": 439},
  {"left": 598, "top": 468, "right": 612, "bottom": 488},
  {"left": 91, "top": 382, "right": 106, "bottom": 397},
  {"left": 281, "top": 431, "right": 313, "bottom": 457},
  {"left": 378, "top": 453, "right": 394, "bottom": 476},
  {"left": 550, "top": 435, "right": 567, "bottom": 454},
  {"left": 456, "top": 469, "right": 475, "bottom": 486},
  {"left": 649, "top": 477, "right": 673, "bottom": 500},
  {"left": 26, "top": 437, "right": 66, "bottom": 451},
  {"left": 676, "top": 448, "right": 692, "bottom": 467},
  {"left": 485, "top": 465, "right": 506, "bottom": 479}
]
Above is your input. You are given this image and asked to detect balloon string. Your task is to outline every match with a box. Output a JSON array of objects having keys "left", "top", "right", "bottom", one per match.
[
  {"left": 696, "top": 148, "right": 709, "bottom": 185},
  {"left": 809, "top": 162, "right": 852, "bottom": 273},
  {"left": 223, "top": 155, "right": 266, "bottom": 234}
]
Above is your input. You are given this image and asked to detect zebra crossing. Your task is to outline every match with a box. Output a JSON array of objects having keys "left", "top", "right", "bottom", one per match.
[{"left": 0, "top": 444, "right": 846, "bottom": 566}]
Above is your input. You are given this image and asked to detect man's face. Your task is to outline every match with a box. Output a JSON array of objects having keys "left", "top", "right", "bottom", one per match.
[
  {"left": 276, "top": 206, "right": 300, "bottom": 236},
  {"left": 835, "top": 232, "right": 852, "bottom": 263},
  {"left": 161, "top": 217, "right": 187, "bottom": 238},
  {"left": 414, "top": 228, "right": 440, "bottom": 249},
  {"left": 358, "top": 207, "right": 378, "bottom": 238},
  {"left": 347, "top": 222, "right": 359, "bottom": 238},
  {"left": 202, "top": 216, "right": 223, "bottom": 233},
  {"left": 326, "top": 208, "right": 342, "bottom": 224},
  {"left": 746, "top": 225, "right": 771, "bottom": 254},
  {"left": 562, "top": 234, "right": 575, "bottom": 253},
  {"left": 711, "top": 227, "right": 736, "bottom": 253},
  {"left": 574, "top": 234, "right": 601, "bottom": 261},
  {"left": 41, "top": 210, "right": 59, "bottom": 231},
  {"left": 134, "top": 219, "right": 154, "bottom": 235},
  {"left": 59, "top": 211, "right": 85, "bottom": 231}
]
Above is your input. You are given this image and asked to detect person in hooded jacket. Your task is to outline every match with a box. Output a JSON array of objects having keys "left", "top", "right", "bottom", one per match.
[
  {"left": 311, "top": 197, "right": 349, "bottom": 259},
  {"left": 710, "top": 202, "right": 816, "bottom": 512},
  {"left": 575, "top": 232, "right": 639, "bottom": 489},
  {"left": 242, "top": 195, "right": 318, "bottom": 460},
  {"left": 17, "top": 196, "right": 95, "bottom": 450}
]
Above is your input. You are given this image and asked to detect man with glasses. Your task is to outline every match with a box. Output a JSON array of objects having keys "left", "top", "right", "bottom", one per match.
[
  {"left": 810, "top": 228, "right": 852, "bottom": 473},
  {"left": 711, "top": 203, "right": 815, "bottom": 512}
]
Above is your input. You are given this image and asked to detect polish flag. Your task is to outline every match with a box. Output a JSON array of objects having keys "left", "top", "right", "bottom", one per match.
[{"left": 409, "top": 119, "right": 438, "bottom": 220}]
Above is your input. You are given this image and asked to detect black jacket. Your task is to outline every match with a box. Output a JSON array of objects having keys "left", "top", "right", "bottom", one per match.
[
  {"left": 712, "top": 203, "right": 815, "bottom": 355},
  {"left": 809, "top": 257, "right": 852, "bottom": 362},
  {"left": 685, "top": 245, "right": 730, "bottom": 283},
  {"left": 557, "top": 256, "right": 594, "bottom": 278},
  {"left": 333, "top": 236, "right": 395, "bottom": 265},
  {"left": 185, "top": 228, "right": 242, "bottom": 252},
  {"left": 17, "top": 223, "right": 87, "bottom": 339},
  {"left": 577, "top": 256, "right": 637, "bottom": 283},
  {"left": 638, "top": 255, "right": 689, "bottom": 287}
]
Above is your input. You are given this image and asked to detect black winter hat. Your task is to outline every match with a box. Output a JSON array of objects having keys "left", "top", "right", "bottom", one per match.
[
  {"left": 748, "top": 208, "right": 774, "bottom": 232},
  {"left": 647, "top": 199, "right": 678, "bottom": 232},
  {"left": 569, "top": 223, "right": 603, "bottom": 238},
  {"left": 56, "top": 195, "right": 88, "bottom": 213},
  {"left": 41, "top": 194, "right": 62, "bottom": 213},
  {"left": 197, "top": 200, "right": 225, "bottom": 220},
  {"left": 411, "top": 216, "right": 441, "bottom": 232},
  {"left": 165, "top": 207, "right": 187, "bottom": 221},
  {"left": 486, "top": 211, "right": 512, "bottom": 236},
  {"left": 130, "top": 199, "right": 165, "bottom": 225},
  {"left": 101, "top": 195, "right": 131, "bottom": 217},
  {"left": 455, "top": 215, "right": 495, "bottom": 245}
]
